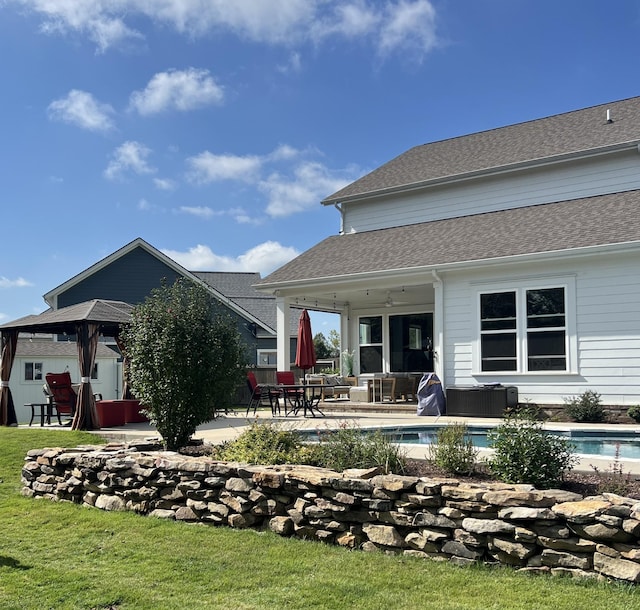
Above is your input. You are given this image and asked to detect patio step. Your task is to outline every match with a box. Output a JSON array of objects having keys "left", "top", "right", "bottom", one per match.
[{"left": 319, "top": 401, "right": 417, "bottom": 414}]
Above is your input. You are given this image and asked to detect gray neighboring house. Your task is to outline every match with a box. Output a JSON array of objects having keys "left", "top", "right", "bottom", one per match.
[
  {"left": 43, "top": 238, "right": 301, "bottom": 368},
  {"left": 258, "top": 96, "right": 640, "bottom": 408}
]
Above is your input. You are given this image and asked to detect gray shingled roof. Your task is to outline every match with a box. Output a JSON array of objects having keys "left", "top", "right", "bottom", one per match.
[
  {"left": 193, "top": 271, "right": 301, "bottom": 334},
  {"left": 324, "top": 96, "right": 640, "bottom": 204},
  {"left": 16, "top": 342, "right": 119, "bottom": 358},
  {"left": 0, "top": 300, "right": 133, "bottom": 334},
  {"left": 260, "top": 190, "right": 640, "bottom": 285}
]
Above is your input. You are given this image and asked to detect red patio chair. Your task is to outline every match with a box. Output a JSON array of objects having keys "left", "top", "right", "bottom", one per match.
[
  {"left": 246, "top": 371, "right": 281, "bottom": 416},
  {"left": 44, "top": 372, "right": 78, "bottom": 422},
  {"left": 275, "top": 371, "right": 304, "bottom": 414}
]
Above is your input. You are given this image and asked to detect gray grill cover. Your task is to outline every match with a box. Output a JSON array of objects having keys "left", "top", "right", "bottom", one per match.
[{"left": 417, "top": 373, "right": 445, "bottom": 416}]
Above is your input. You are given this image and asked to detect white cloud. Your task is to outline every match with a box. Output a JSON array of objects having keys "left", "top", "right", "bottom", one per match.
[
  {"left": 379, "top": 0, "right": 438, "bottom": 59},
  {"left": 184, "top": 143, "right": 362, "bottom": 217},
  {"left": 266, "top": 144, "right": 302, "bottom": 162},
  {"left": 154, "top": 177, "right": 177, "bottom": 191},
  {"left": 129, "top": 68, "right": 224, "bottom": 115},
  {"left": 0, "top": 276, "right": 32, "bottom": 288},
  {"left": 186, "top": 151, "right": 262, "bottom": 184},
  {"left": 47, "top": 89, "right": 115, "bottom": 132},
  {"left": 12, "top": 0, "right": 439, "bottom": 60},
  {"left": 277, "top": 52, "right": 303, "bottom": 74},
  {"left": 261, "top": 161, "right": 359, "bottom": 217},
  {"left": 178, "top": 206, "right": 216, "bottom": 219},
  {"left": 162, "top": 241, "right": 299, "bottom": 275},
  {"left": 104, "top": 141, "right": 156, "bottom": 180}
]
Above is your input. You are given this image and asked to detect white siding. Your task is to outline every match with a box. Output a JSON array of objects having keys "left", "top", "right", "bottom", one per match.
[
  {"left": 12, "top": 356, "right": 120, "bottom": 424},
  {"left": 442, "top": 251, "right": 640, "bottom": 406},
  {"left": 343, "top": 150, "right": 640, "bottom": 233}
]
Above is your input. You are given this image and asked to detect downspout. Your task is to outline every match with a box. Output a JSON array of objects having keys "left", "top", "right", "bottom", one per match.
[
  {"left": 431, "top": 269, "right": 445, "bottom": 386},
  {"left": 334, "top": 202, "right": 345, "bottom": 234}
]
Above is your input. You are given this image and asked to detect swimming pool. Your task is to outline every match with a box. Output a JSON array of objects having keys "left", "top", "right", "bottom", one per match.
[{"left": 305, "top": 425, "right": 640, "bottom": 460}]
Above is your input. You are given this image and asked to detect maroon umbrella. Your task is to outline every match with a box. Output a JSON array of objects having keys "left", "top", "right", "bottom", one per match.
[{"left": 295, "top": 309, "right": 316, "bottom": 376}]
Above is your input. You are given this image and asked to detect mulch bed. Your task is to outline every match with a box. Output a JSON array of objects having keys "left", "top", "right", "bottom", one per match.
[{"left": 404, "top": 458, "right": 640, "bottom": 500}]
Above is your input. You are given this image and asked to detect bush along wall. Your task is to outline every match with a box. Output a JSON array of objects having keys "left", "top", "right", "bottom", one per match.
[{"left": 21, "top": 443, "right": 640, "bottom": 584}]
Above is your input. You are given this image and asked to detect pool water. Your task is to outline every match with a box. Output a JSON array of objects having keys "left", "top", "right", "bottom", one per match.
[
  {"left": 303, "top": 426, "right": 640, "bottom": 460},
  {"left": 384, "top": 426, "right": 640, "bottom": 460}
]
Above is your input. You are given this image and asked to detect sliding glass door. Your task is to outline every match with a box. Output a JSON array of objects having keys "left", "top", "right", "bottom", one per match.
[{"left": 358, "top": 312, "right": 433, "bottom": 374}]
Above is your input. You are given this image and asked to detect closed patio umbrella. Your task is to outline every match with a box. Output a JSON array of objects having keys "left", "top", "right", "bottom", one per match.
[{"left": 295, "top": 309, "right": 316, "bottom": 379}]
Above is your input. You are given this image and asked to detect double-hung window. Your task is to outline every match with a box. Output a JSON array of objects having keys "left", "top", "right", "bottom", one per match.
[
  {"left": 24, "top": 362, "right": 43, "bottom": 381},
  {"left": 478, "top": 282, "right": 571, "bottom": 373}
]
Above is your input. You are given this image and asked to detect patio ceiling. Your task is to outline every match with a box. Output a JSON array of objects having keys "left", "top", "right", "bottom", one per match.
[{"left": 284, "top": 280, "right": 435, "bottom": 314}]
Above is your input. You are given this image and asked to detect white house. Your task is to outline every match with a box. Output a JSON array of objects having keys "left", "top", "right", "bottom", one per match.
[
  {"left": 257, "top": 96, "right": 640, "bottom": 409},
  {"left": 12, "top": 340, "right": 120, "bottom": 424}
]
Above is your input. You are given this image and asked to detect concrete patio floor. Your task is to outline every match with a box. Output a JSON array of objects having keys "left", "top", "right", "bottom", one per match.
[{"left": 81, "top": 406, "right": 640, "bottom": 476}]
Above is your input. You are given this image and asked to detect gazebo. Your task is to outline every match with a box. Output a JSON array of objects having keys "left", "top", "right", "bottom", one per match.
[{"left": 0, "top": 299, "right": 133, "bottom": 430}]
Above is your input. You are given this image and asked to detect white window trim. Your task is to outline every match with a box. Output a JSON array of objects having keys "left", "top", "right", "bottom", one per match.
[
  {"left": 257, "top": 349, "right": 277, "bottom": 367},
  {"left": 472, "top": 276, "right": 577, "bottom": 375},
  {"left": 24, "top": 361, "right": 43, "bottom": 382}
]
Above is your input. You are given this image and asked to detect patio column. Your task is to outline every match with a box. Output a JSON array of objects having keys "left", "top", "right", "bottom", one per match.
[
  {"left": 275, "top": 295, "right": 291, "bottom": 371},
  {"left": 432, "top": 270, "right": 445, "bottom": 385},
  {"left": 339, "top": 310, "right": 351, "bottom": 374}
]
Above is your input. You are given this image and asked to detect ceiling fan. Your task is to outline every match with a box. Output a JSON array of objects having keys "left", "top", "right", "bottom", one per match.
[{"left": 383, "top": 290, "right": 411, "bottom": 307}]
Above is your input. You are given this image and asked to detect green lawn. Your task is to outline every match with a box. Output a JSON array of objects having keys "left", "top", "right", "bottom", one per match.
[{"left": 2, "top": 428, "right": 640, "bottom": 609}]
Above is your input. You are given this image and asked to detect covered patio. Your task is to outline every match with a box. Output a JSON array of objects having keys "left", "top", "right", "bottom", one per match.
[
  {"left": 258, "top": 265, "right": 442, "bottom": 387},
  {"left": 0, "top": 299, "right": 133, "bottom": 430}
]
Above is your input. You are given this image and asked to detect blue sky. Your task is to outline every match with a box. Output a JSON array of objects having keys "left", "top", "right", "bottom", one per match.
[{"left": 1, "top": 1, "right": 639, "bottom": 338}]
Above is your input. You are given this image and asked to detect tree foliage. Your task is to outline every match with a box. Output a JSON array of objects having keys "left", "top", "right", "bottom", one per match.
[
  {"left": 313, "top": 330, "right": 341, "bottom": 359},
  {"left": 123, "top": 279, "right": 248, "bottom": 450},
  {"left": 313, "top": 332, "right": 331, "bottom": 359}
]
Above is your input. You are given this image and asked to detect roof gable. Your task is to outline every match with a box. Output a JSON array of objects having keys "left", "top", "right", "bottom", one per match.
[
  {"left": 43, "top": 238, "right": 274, "bottom": 333},
  {"left": 324, "top": 96, "right": 640, "bottom": 204}
]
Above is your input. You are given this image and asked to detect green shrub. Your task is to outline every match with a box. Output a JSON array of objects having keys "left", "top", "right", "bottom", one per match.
[
  {"left": 310, "top": 423, "right": 407, "bottom": 474},
  {"left": 427, "top": 423, "right": 478, "bottom": 476},
  {"left": 123, "top": 278, "right": 248, "bottom": 450},
  {"left": 488, "top": 411, "right": 578, "bottom": 489},
  {"left": 627, "top": 405, "right": 640, "bottom": 423},
  {"left": 563, "top": 390, "right": 606, "bottom": 422},
  {"left": 211, "top": 421, "right": 311, "bottom": 465}
]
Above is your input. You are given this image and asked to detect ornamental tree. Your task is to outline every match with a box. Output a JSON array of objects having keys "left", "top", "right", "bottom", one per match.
[{"left": 123, "top": 279, "right": 248, "bottom": 450}]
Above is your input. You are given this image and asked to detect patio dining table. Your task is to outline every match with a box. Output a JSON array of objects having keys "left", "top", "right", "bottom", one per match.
[{"left": 277, "top": 383, "right": 325, "bottom": 418}]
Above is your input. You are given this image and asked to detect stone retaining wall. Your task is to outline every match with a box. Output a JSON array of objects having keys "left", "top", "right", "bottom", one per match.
[{"left": 21, "top": 442, "right": 640, "bottom": 584}]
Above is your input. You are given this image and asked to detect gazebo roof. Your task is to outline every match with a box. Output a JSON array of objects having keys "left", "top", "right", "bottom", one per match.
[{"left": 0, "top": 299, "right": 133, "bottom": 336}]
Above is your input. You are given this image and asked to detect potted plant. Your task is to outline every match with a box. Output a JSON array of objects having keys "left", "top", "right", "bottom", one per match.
[{"left": 341, "top": 349, "right": 356, "bottom": 383}]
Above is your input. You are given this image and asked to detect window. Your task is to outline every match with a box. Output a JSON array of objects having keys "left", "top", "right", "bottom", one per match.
[
  {"left": 479, "top": 285, "right": 568, "bottom": 373},
  {"left": 92, "top": 363, "right": 99, "bottom": 380},
  {"left": 257, "top": 350, "right": 277, "bottom": 367},
  {"left": 480, "top": 291, "right": 517, "bottom": 372},
  {"left": 24, "top": 362, "right": 43, "bottom": 381},
  {"left": 526, "top": 287, "right": 566, "bottom": 371},
  {"left": 359, "top": 316, "right": 383, "bottom": 373}
]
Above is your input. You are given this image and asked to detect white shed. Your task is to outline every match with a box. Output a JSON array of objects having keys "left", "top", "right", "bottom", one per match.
[{"left": 13, "top": 339, "right": 120, "bottom": 424}]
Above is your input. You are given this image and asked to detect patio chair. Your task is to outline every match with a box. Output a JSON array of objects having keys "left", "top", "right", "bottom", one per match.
[
  {"left": 44, "top": 371, "right": 78, "bottom": 423},
  {"left": 246, "top": 372, "right": 281, "bottom": 416},
  {"left": 275, "top": 371, "right": 304, "bottom": 413}
]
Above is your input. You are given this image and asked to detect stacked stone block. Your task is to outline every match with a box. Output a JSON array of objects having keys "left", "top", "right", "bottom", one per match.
[{"left": 20, "top": 443, "right": 640, "bottom": 584}]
